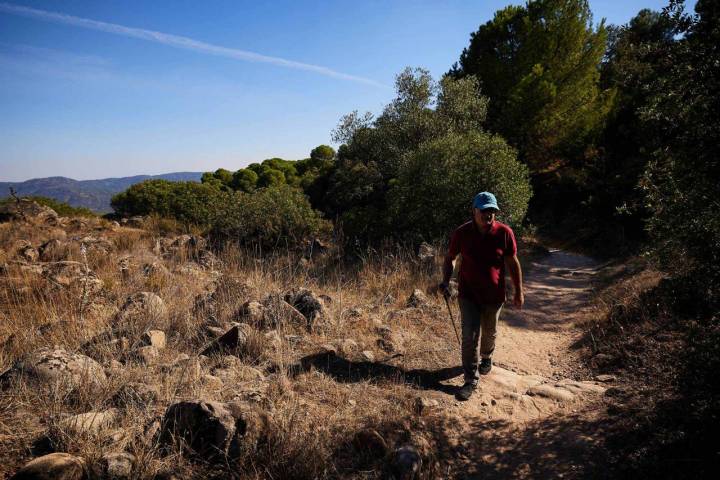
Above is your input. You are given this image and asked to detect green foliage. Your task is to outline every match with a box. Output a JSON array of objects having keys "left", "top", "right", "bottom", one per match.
[
  {"left": 231, "top": 169, "right": 258, "bottom": 193},
  {"left": 640, "top": 0, "right": 720, "bottom": 304},
  {"left": 319, "top": 68, "right": 529, "bottom": 245},
  {"left": 0, "top": 195, "right": 96, "bottom": 217},
  {"left": 452, "top": 0, "right": 613, "bottom": 172},
  {"left": 388, "top": 132, "right": 531, "bottom": 243},
  {"left": 110, "top": 180, "right": 228, "bottom": 226},
  {"left": 212, "top": 184, "right": 331, "bottom": 249}
]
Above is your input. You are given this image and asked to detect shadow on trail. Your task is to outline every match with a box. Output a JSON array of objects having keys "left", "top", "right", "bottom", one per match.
[
  {"left": 426, "top": 409, "right": 611, "bottom": 479},
  {"left": 291, "top": 351, "right": 463, "bottom": 395}
]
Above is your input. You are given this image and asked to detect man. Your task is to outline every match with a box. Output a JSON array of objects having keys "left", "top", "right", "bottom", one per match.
[{"left": 439, "top": 191, "right": 524, "bottom": 401}]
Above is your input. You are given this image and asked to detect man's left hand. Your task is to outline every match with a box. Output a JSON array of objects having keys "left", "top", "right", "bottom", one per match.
[{"left": 513, "top": 291, "right": 524, "bottom": 309}]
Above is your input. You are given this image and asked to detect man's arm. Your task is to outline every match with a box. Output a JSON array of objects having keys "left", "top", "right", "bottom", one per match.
[{"left": 505, "top": 255, "right": 524, "bottom": 309}]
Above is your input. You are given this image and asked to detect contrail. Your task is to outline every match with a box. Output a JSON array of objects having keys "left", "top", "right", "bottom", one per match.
[{"left": 0, "top": 2, "right": 384, "bottom": 87}]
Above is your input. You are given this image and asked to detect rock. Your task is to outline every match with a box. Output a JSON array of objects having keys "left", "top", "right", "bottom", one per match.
[
  {"left": 15, "top": 241, "right": 39, "bottom": 262},
  {"left": 126, "top": 216, "right": 145, "bottom": 228},
  {"left": 10, "top": 452, "right": 85, "bottom": 480},
  {"left": 1, "top": 199, "right": 59, "bottom": 226},
  {"left": 112, "top": 382, "right": 160, "bottom": 408},
  {"left": 42, "top": 261, "right": 103, "bottom": 294},
  {"left": 77, "top": 235, "right": 113, "bottom": 255},
  {"left": 59, "top": 409, "right": 118, "bottom": 435},
  {"left": 261, "top": 294, "right": 309, "bottom": 330},
  {"left": 201, "top": 324, "right": 250, "bottom": 356},
  {"left": 159, "top": 400, "right": 237, "bottom": 459},
  {"left": 376, "top": 325, "right": 404, "bottom": 354},
  {"left": 417, "top": 242, "right": 435, "bottom": 261},
  {"left": 406, "top": 289, "right": 429, "bottom": 308},
  {"left": 382, "top": 294, "right": 396, "bottom": 306},
  {"left": 116, "top": 292, "right": 167, "bottom": 327},
  {"left": 235, "top": 301, "right": 265, "bottom": 325},
  {"left": 198, "top": 250, "right": 221, "bottom": 269},
  {"left": 142, "top": 262, "right": 169, "bottom": 277},
  {"left": 555, "top": 379, "right": 606, "bottom": 395},
  {"left": 337, "top": 338, "right": 359, "bottom": 355},
  {"left": 595, "top": 374, "right": 617, "bottom": 383},
  {"left": 389, "top": 445, "right": 422, "bottom": 480},
  {"left": 99, "top": 452, "right": 135, "bottom": 479},
  {"left": 319, "top": 344, "right": 337, "bottom": 355},
  {"left": 360, "top": 351, "right": 375, "bottom": 362},
  {"left": 414, "top": 397, "right": 440, "bottom": 415},
  {"left": 39, "top": 239, "right": 69, "bottom": 262},
  {"left": 202, "top": 374, "right": 225, "bottom": 389},
  {"left": 141, "top": 330, "right": 166, "bottom": 349},
  {"left": 526, "top": 384, "right": 575, "bottom": 402},
  {"left": 283, "top": 288, "right": 325, "bottom": 323},
  {"left": 352, "top": 428, "right": 388, "bottom": 457},
  {"left": 134, "top": 346, "right": 159, "bottom": 364},
  {"left": 6, "top": 347, "right": 106, "bottom": 391}
]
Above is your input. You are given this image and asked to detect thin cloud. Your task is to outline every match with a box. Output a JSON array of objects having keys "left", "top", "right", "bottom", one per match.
[{"left": 0, "top": 2, "right": 385, "bottom": 87}]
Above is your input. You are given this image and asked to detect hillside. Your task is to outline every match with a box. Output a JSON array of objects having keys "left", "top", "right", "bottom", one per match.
[
  {"left": 0, "top": 202, "right": 615, "bottom": 479},
  {"left": 0, "top": 173, "right": 203, "bottom": 213}
]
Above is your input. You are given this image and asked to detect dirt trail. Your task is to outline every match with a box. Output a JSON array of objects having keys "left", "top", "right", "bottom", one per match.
[{"left": 430, "top": 249, "right": 610, "bottom": 478}]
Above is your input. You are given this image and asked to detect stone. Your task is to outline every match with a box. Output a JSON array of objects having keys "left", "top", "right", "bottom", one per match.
[
  {"left": 526, "top": 384, "right": 575, "bottom": 403},
  {"left": 414, "top": 397, "right": 440, "bottom": 415},
  {"left": 134, "top": 346, "right": 159, "bottom": 364},
  {"left": 115, "top": 292, "right": 167, "bottom": 327},
  {"left": 595, "top": 374, "right": 617, "bottom": 383},
  {"left": 10, "top": 452, "right": 85, "bottom": 480},
  {"left": 59, "top": 409, "right": 118, "bottom": 435},
  {"left": 112, "top": 382, "right": 160, "bottom": 408},
  {"left": 159, "top": 400, "right": 237, "bottom": 459},
  {"left": 142, "top": 262, "right": 169, "bottom": 277},
  {"left": 1, "top": 199, "right": 59, "bottom": 226},
  {"left": 406, "top": 289, "right": 429, "bottom": 308},
  {"left": 360, "top": 351, "right": 375, "bottom": 362},
  {"left": 202, "top": 374, "right": 225, "bottom": 389},
  {"left": 42, "top": 261, "right": 103, "bottom": 294},
  {"left": 261, "top": 294, "right": 308, "bottom": 329},
  {"left": 283, "top": 288, "right": 325, "bottom": 323},
  {"left": 319, "top": 344, "right": 337, "bottom": 355},
  {"left": 235, "top": 301, "right": 266, "bottom": 325},
  {"left": 141, "top": 330, "right": 166, "bottom": 349},
  {"left": 201, "top": 324, "right": 249, "bottom": 356},
  {"left": 389, "top": 445, "right": 422, "bottom": 480},
  {"left": 39, "top": 239, "right": 69, "bottom": 262},
  {"left": 337, "top": 338, "right": 359, "bottom": 355},
  {"left": 6, "top": 347, "right": 106, "bottom": 391},
  {"left": 16, "top": 241, "right": 39, "bottom": 262},
  {"left": 99, "top": 452, "right": 135, "bottom": 479}
]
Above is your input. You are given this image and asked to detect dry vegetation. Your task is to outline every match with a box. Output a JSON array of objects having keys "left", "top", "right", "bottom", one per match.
[{"left": 0, "top": 204, "right": 467, "bottom": 479}]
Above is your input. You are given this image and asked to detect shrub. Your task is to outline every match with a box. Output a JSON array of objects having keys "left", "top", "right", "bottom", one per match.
[
  {"left": 212, "top": 185, "right": 330, "bottom": 249},
  {"left": 388, "top": 132, "right": 531, "bottom": 244}
]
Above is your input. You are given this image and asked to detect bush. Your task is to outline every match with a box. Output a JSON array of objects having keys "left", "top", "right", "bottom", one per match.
[
  {"left": 387, "top": 132, "right": 531, "bottom": 244},
  {"left": 212, "top": 185, "right": 330, "bottom": 249},
  {"left": 110, "top": 180, "right": 228, "bottom": 226}
]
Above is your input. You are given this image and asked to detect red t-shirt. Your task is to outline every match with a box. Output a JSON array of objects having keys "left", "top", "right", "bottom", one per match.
[{"left": 447, "top": 220, "right": 517, "bottom": 305}]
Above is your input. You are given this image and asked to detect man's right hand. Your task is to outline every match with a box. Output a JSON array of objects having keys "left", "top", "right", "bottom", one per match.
[{"left": 438, "top": 281, "right": 451, "bottom": 298}]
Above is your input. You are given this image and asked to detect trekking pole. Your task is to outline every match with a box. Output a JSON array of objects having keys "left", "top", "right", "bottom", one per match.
[{"left": 443, "top": 295, "right": 462, "bottom": 348}]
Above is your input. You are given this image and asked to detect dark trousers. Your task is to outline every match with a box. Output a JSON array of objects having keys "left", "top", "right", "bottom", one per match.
[{"left": 459, "top": 298, "right": 503, "bottom": 385}]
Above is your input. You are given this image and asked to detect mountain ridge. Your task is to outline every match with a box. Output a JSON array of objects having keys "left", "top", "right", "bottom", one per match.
[{"left": 0, "top": 172, "right": 203, "bottom": 213}]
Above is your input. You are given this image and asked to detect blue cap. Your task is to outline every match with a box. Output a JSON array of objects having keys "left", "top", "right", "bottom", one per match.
[{"left": 473, "top": 191, "right": 499, "bottom": 211}]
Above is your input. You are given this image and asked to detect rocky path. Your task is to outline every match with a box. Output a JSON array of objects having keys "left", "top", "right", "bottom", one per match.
[{"left": 428, "top": 249, "right": 610, "bottom": 478}]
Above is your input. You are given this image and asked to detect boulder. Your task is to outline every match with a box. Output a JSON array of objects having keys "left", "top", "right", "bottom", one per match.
[
  {"left": 39, "top": 239, "right": 69, "bottom": 262},
  {"left": 59, "top": 409, "right": 118, "bottom": 435},
  {"left": 115, "top": 292, "right": 167, "bottom": 327},
  {"left": 389, "top": 445, "right": 422, "bottom": 480},
  {"left": 77, "top": 235, "right": 113, "bottom": 255},
  {"left": 235, "top": 301, "right": 265, "bottom": 325},
  {"left": 15, "top": 240, "right": 39, "bottom": 262},
  {"left": 140, "top": 330, "right": 167, "bottom": 349},
  {"left": 406, "top": 289, "right": 429, "bottom": 308},
  {"left": 98, "top": 452, "right": 135, "bottom": 479},
  {"left": 10, "top": 453, "right": 85, "bottom": 480},
  {"left": 42, "top": 262, "right": 103, "bottom": 294},
  {"left": 284, "top": 288, "right": 325, "bottom": 323},
  {"left": 134, "top": 346, "right": 159, "bottom": 365},
  {"left": 201, "top": 324, "right": 252, "bottom": 356},
  {"left": 227, "top": 401, "right": 273, "bottom": 456},
  {"left": 526, "top": 384, "right": 575, "bottom": 402},
  {"left": 414, "top": 397, "right": 440, "bottom": 416},
  {"left": 261, "top": 294, "right": 308, "bottom": 330},
  {"left": 111, "top": 382, "right": 160, "bottom": 408},
  {"left": 1, "top": 199, "right": 59, "bottom": 226},
  {"left": 5, "top": 347, "right": 106, "bottom": 390},
  {"left": 159, "top": 400, "right": 237, "bottom": 459}
]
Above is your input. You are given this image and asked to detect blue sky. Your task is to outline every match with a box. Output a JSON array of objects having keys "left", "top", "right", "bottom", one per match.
[{"left": 0, "top": 0, "right": 695, "bottom": 181}]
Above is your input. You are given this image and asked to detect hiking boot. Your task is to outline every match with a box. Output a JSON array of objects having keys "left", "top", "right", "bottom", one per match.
[
  {"left": 455, "top": 382, "right": 476, "bottom": 401},
  {"left": 479, "top": 358, "right": 492, "bottom": 375}
]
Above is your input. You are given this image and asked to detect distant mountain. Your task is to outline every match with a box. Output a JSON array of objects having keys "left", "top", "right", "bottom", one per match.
[{"left": 0, "top": 172, "right": 203, "bottom": 213}]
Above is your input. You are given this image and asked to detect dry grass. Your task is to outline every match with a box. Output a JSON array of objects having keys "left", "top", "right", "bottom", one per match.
[{"left": 0, "top": 215, "right": 459, "bottom": 479}]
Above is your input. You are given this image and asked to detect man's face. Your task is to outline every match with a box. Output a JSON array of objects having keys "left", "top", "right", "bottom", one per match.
[{"left": 473, "top": 207, "right": 497, "bottom": 229}]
